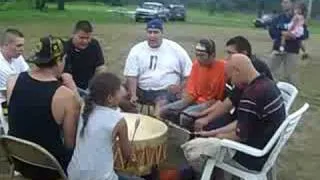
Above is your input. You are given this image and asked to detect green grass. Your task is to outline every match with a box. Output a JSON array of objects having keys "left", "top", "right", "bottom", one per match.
[{"left": 1, "top": 2, "right": 320, "bottom": 34}]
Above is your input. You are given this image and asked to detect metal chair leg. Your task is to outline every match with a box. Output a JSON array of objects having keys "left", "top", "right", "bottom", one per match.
[
  {"left": 147, "top": 105, "right": 151, "bottom": 115},
  {"left": 9, "top": 164, "right": 14, "bottom": 180}
]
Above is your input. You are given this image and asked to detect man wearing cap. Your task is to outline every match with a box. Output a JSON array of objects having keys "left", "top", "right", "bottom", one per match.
[
  {"left": 6, "top": 36, "right": 81, "bottom": 178},
  {"left": 64, "top": 20, "right": 106, "bottom": 90},
  {"left": 123, "top": 19, "right": 192, "bottom": 115},
  {"left": 159, "top": 39, "right": 226, "bottom": 130},
  {"left": 0, "top": 29, "right": 29, "bottom": 102}
]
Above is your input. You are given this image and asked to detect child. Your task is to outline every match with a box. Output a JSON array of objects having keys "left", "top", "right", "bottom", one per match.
[
  {"left": 67, "top": 72, "right": 143, "bottom": 180},
  {"left": 279, "top": 2, "right": 307, "bottom": 52}
]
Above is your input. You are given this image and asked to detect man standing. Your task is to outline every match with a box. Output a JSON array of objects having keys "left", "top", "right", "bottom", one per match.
[
  {"left": 123, "top": 19, "right": 192, "bottom": 115},
  {"left": 0, "top": 29, "right": 29, "bottom": 89},
  {"left": 268, "top": 0, "right": 308, "bottom": 85},
  {"left": 64, "top": 20, "right": 105, "bottom": 90}
]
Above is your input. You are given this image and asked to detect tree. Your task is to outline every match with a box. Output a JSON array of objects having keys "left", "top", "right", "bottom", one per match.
[
  {"left": 257, "top": 0, "right": 264, "bottom": 18},
  {"left": 57, "top": 0, "right": 64, "bottom": 10},
  {"left": 307, "top": 0, "right": 313, "bottom": 20},
  {"left": 35, "top": 0, "right": 46, "bottom": 11}
]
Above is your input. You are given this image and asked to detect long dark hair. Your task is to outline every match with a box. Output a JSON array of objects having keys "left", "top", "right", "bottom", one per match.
[{"left": 80, "top": 72, "right": 121, "bottom": 137}]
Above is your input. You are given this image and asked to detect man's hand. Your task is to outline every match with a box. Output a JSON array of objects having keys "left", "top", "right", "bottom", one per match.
[
  {"left": 194, "top": 117, "right": 210, "bottom": 132},
  {"left": 196, "top": 129, "right": 219, "bottom": 137},
  {"left": 61, "top": 73, "right": 77, "bottom": 92},
  {"left": 168, "top": 84, "right": 182, "bottom": 94},
  {"left": 130, "top": 95, "right": 138, "bottom": 105}
]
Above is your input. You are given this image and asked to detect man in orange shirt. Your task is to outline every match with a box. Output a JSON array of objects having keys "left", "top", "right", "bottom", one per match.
[{"left": 159, "top": 38, "right": 226, "bottom": 130}]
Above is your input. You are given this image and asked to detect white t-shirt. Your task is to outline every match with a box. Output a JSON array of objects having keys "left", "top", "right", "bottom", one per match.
[
  {"left": 123, "top": 39, "right": 192, "bottom": 91},
  {"left": 0, "top": 51, "right": 29, "bottom": 102},
  {"left": 68, "top": 106, "right": 123, "bottom": 180}
]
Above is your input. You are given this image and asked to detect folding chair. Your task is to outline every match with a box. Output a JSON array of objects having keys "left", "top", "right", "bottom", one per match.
[
  {"left": 0, "top": 135, "right": 67, "bottom": 180},
  {"left": 200, "top": 103, "right": 309, "bottom": 180}
]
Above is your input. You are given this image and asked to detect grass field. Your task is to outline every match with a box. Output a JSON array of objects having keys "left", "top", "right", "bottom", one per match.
[{"left": 0, "top": 2, "right": 320, "bottom": 180}]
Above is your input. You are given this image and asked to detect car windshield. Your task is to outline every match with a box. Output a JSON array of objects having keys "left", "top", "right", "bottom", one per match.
[
  {"left": 142, "top": 4, "right": 161, "bottom": 10},
  {"left": 172, "top": 7, "right": 184, "bottom": 11}
]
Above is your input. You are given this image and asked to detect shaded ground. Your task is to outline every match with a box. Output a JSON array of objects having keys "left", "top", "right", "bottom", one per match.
[{"left": 0, "top": 22, "right": 319, "bottom": 180}]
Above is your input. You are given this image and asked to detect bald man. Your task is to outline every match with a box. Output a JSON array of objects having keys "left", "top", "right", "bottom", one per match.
[{"left": 198, "top": 54, "right": 286, "bottom": 171}]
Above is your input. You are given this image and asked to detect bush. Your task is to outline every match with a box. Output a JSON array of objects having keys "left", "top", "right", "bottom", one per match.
[{"left": 0, "top": 0, "right": 33, "bottom": 11}]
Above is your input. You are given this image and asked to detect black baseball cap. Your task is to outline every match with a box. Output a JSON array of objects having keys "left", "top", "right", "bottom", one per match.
[{"left": 28, "top": 35, "right": 65, "bottom": 65}]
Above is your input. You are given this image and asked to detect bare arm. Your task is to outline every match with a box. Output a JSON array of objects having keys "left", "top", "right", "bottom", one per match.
[
  {"left": 95, "top": 65, "right": 106, "bottom": 74},
  {"left": 62, "top": 90, "right": 81, "bottom": 149},
  {"left": 206, "top": 98, "right": 233, "bottom": 120},
  {"left": 216, "top": 130, "right": 240, "bottom": 141},
  {"left": 115, "top": 118, "right": 132, "bottom": 160},
  {"left": 199, "top": 120, "right": 238, "bottom": 137},
  {"left": 6, "top": 75, "right": 18, "bottom": 104},
  {"left": 126, "top": 76, "right": 138, "bottom": 98}
]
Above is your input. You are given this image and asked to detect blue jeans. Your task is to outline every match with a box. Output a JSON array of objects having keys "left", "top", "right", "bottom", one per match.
[
  {"left": 137, "top": 88, "right": 179, "bottom": 105},
  {"left": 160, "top": 99, "right": 211, "bottom": 130}
]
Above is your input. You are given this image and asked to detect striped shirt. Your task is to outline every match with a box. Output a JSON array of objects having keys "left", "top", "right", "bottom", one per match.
[{"left": 233, "top": 75, "right": 286, "bottom": 171}]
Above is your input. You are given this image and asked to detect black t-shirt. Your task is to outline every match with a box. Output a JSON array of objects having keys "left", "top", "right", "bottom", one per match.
[
  {"left": 233, "top": 75, "right": 286, "bottom": 171},
  {"left": 64, "top": 38, "right": 105, "bottom": 89}
]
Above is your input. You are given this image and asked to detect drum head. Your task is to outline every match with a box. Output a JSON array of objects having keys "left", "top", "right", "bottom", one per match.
[{"left": 122, "top": 113, "right": 168, "bottom": 142}]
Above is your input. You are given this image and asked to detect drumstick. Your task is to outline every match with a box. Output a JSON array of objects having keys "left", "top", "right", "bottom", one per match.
[
  {"left": 125, "top": 115, "right": 141, "bottom": 168},
  {"left": 164, "top": 119, "right": 192, "bottom": 135}
]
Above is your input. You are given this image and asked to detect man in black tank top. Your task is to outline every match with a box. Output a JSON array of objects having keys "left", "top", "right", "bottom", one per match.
[{"left": 6, "top": 36, "right": 81, "bottom": 179}]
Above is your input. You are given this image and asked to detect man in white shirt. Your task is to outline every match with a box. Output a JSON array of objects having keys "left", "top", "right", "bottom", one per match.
[
  {"left": 0, "top": 29, "right": 29, "bottom": 102},
  {"left": 122, "top": 19, "right": 192, "bottom": 115}
]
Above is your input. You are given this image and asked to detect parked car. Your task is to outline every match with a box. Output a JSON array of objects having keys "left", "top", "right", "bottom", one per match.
[
  {"left": 135, "top": 2, "right": 170, "bottom": 22},
  {"left": 253, "top": 13, "right": 277, "bottom": 28},
  {"left": 168, "top": 4, "right": 186, "bottom": 21}
]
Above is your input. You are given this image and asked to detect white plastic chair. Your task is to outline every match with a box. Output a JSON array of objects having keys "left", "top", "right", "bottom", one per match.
[
  {"left": 276, "top": 82, "right": 298, "bottom": 114},
  {"left": 0, "top": 135, "right": 68, "bottom": 180},
  {"left": 200, "top": 103, "right": 309, "bottom": 180}
]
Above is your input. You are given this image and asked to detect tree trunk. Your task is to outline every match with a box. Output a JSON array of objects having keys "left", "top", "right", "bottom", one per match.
[
  {"left": 307, "top": 0, "right": 313, "bottom": 20},
  {"left": 58, "top": 0, "right": 64, "bottom": 10},
  {"left": 257, "top": 0, "right": 264, "bottom": 18},
  {"left": 35, "top": 0, "right": 46, "bottom": 11}
]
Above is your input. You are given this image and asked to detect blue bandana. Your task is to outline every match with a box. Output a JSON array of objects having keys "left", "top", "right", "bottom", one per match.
[{"left": 146, "top": 19, "right": 163, "bottom": 30}]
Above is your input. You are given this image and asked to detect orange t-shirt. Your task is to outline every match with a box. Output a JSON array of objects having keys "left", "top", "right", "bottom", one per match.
[{"left": 186, "top": 59, "right": 226, "bottom": 103}]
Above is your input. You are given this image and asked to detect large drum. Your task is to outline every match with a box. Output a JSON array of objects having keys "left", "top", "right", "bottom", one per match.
[{"left": 113, "top": 113, "right": 168, "bottom": 176}]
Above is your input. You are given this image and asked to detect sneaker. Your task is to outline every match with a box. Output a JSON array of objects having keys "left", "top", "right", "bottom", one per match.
[
  {"left": 279, "top": 46, "right": 285, "bottom": 52},
  {"left": 302, "top": 52, "right": 309, "bottom": 60}
]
